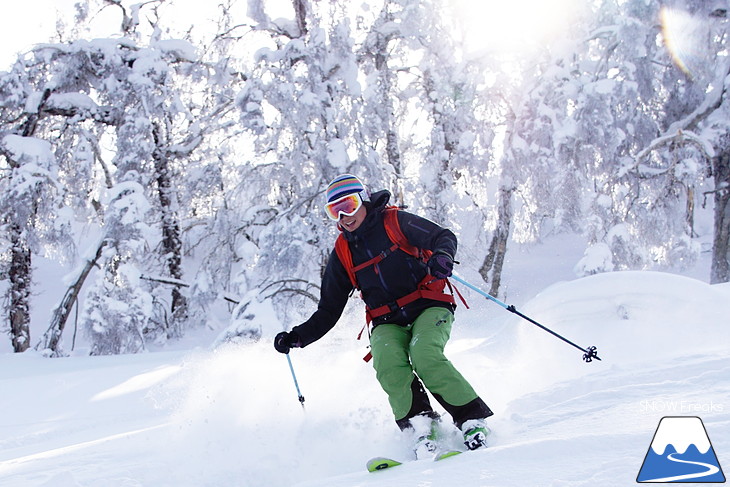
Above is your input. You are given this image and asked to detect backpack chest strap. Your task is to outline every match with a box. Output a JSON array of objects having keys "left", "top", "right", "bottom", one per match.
[{"left": 350, "top": 243, "right": 400, "bottom": 276}]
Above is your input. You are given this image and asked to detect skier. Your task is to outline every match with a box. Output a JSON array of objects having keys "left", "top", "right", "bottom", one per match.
[{"left": 274, "top": 174, "right": 493, "bottom": 458}]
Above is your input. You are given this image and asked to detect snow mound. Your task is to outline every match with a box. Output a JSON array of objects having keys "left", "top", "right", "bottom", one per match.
[{"left": 522, "top": 271, "right": 729, "bottom": 360}]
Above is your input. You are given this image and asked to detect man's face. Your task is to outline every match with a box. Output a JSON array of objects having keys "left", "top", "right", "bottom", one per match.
[{"left": 339, "top": 204, "right": 367, "bottom": 232}]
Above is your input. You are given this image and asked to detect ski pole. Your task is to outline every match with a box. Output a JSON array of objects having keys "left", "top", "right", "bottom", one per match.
[
  {"left": 286, "top": 353, "right": 306, "bottom": 409},
  {"left": 450, "top": 274, "right": 601, "bottom": 363}
]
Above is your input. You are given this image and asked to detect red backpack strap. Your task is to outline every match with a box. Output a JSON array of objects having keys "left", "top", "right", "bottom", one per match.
[
  {"left": 334, "top": 207, "right": 408, "bottom": 290},
  {"left": 335, "top": 232, "right": 399, "bottom": 289},
  {"left": 382, "top": 208, "right": 427, "bottom": 261},
  {"left": 334, "top": 234, "right": 357, "bottom": 289},
  {"left": 445, "top": 278, "right": 469, "bottom": 310}
]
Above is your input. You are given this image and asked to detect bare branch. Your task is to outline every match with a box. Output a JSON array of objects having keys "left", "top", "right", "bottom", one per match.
[{"left": 140, "top": 274, "right": 240, "bottom": 304}]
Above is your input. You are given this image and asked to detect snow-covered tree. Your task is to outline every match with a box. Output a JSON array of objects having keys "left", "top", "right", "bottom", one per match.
[
  {"left": 1, "top": 0, "right": 250, "bottom": 354},
  {"left": 4, "top": 0, "right": 730, "bottom": 355},
  {"left": 570, "top": 0, "right": 730, "bottom": 278},
  {"left": 0, "top": 57, "right": 89, "bottom": 352},
  {"left": 232, "top": 0, "right": 378, "bottom": 331}
]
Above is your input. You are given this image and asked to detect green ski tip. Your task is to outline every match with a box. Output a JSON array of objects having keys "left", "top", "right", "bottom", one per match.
[
  {"left": 367, "top": 450, "right": 463, "bottom": 472},
  {"left": 435, "top": 450, "right": 463, "bottom": 461},
  {"left": 367, "top": 457, "right": 403, "bottom": 472}
]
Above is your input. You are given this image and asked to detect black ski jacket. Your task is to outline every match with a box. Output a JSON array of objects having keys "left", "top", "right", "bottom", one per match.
[{"left": 291, "top": 190, "right": 458, "bottom": 348}]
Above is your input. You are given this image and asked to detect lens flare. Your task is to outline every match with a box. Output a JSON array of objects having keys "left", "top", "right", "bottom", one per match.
[{"left": 660, "top": 7, "right": 704, "bottom": 78}]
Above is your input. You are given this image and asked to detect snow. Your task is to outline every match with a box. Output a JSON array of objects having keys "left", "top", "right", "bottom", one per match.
[
  {"left": 1, "top": 258, "right": 729, "bottom": 486},
  {"left": 327, "top": 139, "right": 349, "bottom": 168},
  {"left": 152, "top": 39, "right": 198, "bottom": 62},
  {"left": 47, "top": 93, "right": 100, "bottom": 113},
  {"left": 574, "top": 242, "right": 614, "bottom": 276},
  {"left": 589, "top": 79, "right": 615, "bottom": 95},
  {"left": 1, "top": 134, "right": 54, "bottom": 168}
]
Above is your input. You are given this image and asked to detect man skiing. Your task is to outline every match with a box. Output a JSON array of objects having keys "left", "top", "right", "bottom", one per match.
[{"left": 274, "top": 174, "right": 493, "bottom": 458}]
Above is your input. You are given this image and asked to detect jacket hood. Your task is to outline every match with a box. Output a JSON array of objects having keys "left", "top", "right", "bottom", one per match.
[{"left": 368, "top": 189, "right": 391, "bottom": 211}]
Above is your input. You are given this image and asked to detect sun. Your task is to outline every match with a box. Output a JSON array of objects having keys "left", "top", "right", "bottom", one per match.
[{"left": 448, "top": 0, "right": 586, "bottom": 56}]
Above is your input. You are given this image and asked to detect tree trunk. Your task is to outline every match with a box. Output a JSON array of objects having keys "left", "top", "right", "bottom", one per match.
[
  {"left": 422, "top": 69, "right": 454, "bottom": 221},
  {"left": 686, "top": 186, "right": 696, "bottom": 238},
  {"left": 480, "top": 186, "right": 513, "bottom": 296},
  {"left": 9, "top": 223, "right": 31, "bottom": 352},
  {"left": 292, "top": 0, "right": 307, "bottom": 36},
  {"left": 4, "top": 91, "right": 53, "bottom": 353},
  {"left": 373, "top": 5, "right": 401, "bottom": 177},
  {"left": 711, "top": 150, "right": 730, "bottom": 283},
  {"left": 40, "top": 240, "right": 107, "bottom": 354},
  {"left": 153, "top": 124, "right": 188, "bottom": 336}
]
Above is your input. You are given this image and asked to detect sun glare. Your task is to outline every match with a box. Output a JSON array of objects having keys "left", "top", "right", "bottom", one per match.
[
  {"left": 449, "top": 0, "right": 584, "bottom": 56},
  {"left": 660, "top": 7, "right": 706, "bottom": 78}
]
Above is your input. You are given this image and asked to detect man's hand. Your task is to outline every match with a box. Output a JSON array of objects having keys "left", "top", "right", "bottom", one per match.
[
  {"left": 274, "top": 331, "right": 301, "bottom": 354},
  {"left": 427, "top": 252, "right": 454, "bottom": 279}
]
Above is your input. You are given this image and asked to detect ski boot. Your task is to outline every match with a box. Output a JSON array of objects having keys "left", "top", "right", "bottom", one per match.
[
  {"left": 409, "top": 414, "right": 440, "bottom": 460},
  {"left": 461, "top": 419, "right": 490, "bottom": 451}
]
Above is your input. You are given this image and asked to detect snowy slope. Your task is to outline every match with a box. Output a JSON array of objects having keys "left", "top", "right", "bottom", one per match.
[{"left": 1, "top": 271, "right": 729, "bottom": 487}]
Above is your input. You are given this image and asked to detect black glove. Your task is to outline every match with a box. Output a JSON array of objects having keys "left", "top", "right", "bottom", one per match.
[
  {"left": 427, "top": 252, "right": 454, "bottom": 279},
  {"left": 274, "top": 331, "right": 301, "bottom": 354}
]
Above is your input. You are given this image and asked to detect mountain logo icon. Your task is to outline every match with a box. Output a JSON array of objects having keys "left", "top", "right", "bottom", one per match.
[{"left": 637, "top": 416, "right": 726, "bottom": 483}]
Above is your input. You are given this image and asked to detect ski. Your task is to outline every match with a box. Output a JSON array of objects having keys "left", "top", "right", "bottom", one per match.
[
  {"left": 366, "top": 450, "right": 463, "bottom": 472},
  {"left": 435, "top": 449, "right": 462, "bottom": 461},
  {"left": 366, "top": 457, "right": 402, "bottom": 472}
]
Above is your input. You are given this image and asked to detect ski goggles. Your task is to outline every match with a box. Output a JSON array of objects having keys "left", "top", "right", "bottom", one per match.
[{"left": 324, "top": 192, "right": 363, "bottom": 221}]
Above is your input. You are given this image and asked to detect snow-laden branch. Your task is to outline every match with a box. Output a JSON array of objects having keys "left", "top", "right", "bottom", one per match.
[
  {"left": 625, "top": 129, "right": 715, "bottom": 178},
  {"left": 629, "top": 56, "right": 730, "bottom": 176},
  {"left": 42, "top": 93, "right": 120, "bottom": 125},
  {"left": 666, "top": 56, "right": 730, "bottom": 134},
  {"left": 620, "top": 60, "right": 730, "bottom": 176}
]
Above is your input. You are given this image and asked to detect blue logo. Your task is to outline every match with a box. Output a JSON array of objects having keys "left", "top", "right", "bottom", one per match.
[{"left": 637, "top": 416, "right": 725, "bottom": 483}]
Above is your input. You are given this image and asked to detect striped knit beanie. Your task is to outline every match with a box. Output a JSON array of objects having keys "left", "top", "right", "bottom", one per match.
[{"left": 325, "top": 174, "right": 367, "bottom": 203}]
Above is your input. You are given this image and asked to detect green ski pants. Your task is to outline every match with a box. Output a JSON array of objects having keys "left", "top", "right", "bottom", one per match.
[{"left": 369, "top": 307, "right": 479, "bottom": 422}]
